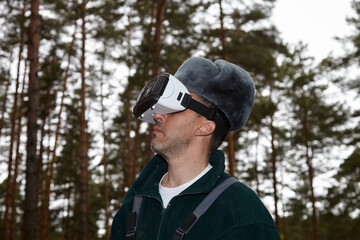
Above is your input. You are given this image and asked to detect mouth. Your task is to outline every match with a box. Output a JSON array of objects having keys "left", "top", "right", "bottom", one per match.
[{"left": 152, "top": 126, "right": 163, "bottom": 135}]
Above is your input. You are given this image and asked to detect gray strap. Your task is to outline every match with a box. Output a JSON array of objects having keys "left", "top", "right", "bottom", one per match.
[
  {"left": 193, "top": 177, "right": 238, "bottom": 220},
  {"left": 172, "top": 177, "right": 238, "bottom": 240},
  {"left": 126, "top": 195, "right": 143, "bottom": 240},
  {"left": 132, "top": 195, "right": 143, "bottom": 214}
]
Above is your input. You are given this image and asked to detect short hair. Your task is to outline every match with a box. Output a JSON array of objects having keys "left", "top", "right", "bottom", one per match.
[{"left": 198, "top": 97, "right": 229, "bottom": 153}]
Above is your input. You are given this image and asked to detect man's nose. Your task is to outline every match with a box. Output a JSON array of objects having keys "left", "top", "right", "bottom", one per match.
[{"left": 153, "top": 113, "right": 165, "bottom": 123}]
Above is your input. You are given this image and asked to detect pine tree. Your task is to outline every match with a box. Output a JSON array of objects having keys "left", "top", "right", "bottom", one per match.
[
  {"left": 79, "top": 0, "right": 89, "bottom": 238},
  {"left": 285, "top": 45, "right": 349, "bottom": 240},
  {"left": 201, "top": 0, "right": 288, "bottom": 231},
  {"left": 23, "top": 0, "right": 41, "bottom": 239},
  {"left": 323, "top": 148, "right": 360, "bottom": 239},
  {"left": 2, "top": 1, "right": 27, "bottom": 239}
]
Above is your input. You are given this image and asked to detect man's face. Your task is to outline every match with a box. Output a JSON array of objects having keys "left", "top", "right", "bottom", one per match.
[{"left": 150, "top": 93, "right": 203, "bottom": 158}]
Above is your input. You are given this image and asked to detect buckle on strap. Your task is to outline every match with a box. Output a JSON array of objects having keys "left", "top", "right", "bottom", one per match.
[
  {"left": 126, "top": 229, "right": 136, "bottom": 240},
  {"left": 172, "top": 227, "right": 186, "bottom": 240}
]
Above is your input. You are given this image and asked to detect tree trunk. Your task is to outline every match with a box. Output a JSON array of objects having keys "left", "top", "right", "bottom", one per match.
[
  {"left": 281, "top": 196, "right": 289, "bottom": 240},
  {"left": 218, "top": 0, "right": 237, "bottom": 176},
  {"left": 125, "top": 91, "right": 135, "bottom": 188},
  {"left": 0, "top": 53, "right": 12, "bottom": 138},
  {"left": 99, "top": 44, "right": 110, "bottom": 240},
  {"left": 10, "top": 61, "right": 28, "bottom": 240},
  {"left": 39, "top": 21, "right": 77, "bottom": 240},
  {"left": 270, "top": 114, "right": 280, "bottom": 231},
  {"left": 79, "top": 0, "right": 89, "bottom": 238},
  {"left": 3, "top": 11, "right": 25, "bottom": 239},
  {"left": 37, "top": 84, "right": 51, "bottom": 235},
  {"left": 146, "top": 0, "right": 166, "bottom": 160},
  {"left": 302, "top": 110, "right": 318, "bottom": 240},
  {"left": 218, "top": 0, "right": 227, "bottom": 59},
  {"left": 226, "top": 133, "right": 235, "bottom": 176},
  {"left": 23, "top": 0, "right": 41, "bottom": 239},
  {"left": 307, "top": 144, "right": 318, "bottom": 240},
  {"left": 151, "top": 0, "right": 166, "bottom": 78},
  {"left": 254, "top": 130, "right": 260, "bottom": 195},
  {"left": 63, "top": 185, "right": 73, "bottom": 240}
]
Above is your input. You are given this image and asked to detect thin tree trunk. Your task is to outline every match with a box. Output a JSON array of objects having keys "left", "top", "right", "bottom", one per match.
[
  {"left": 151, "top": 0, "right": 166, "bottom": 78},
  {"left": 218, "top": 0, "right": 227, "bottom": 59},
  {"left": 281, "top": 180, "right": 289, "bottom": 240},
  {"left": 40, "top": 21, "right": 77, "bottom": 240},
  {"left": 125, "top": 90, "right": 137, "bottom": 187},
  {"left": 0, "top": 52, "right": 12, "bottom": 137},
  {"left": 146, "top": 0, "right": 166, "bottom": 160},
  {"left": 125, "top": 91, "right": 131, "bottom": 186},
  {"left": 124, "top": 5, "right": 137, "bottom": 188},
  {"left": 37, "top": 83, "right": 51, "bottom": 229},
  {"left": 37, "top": 86, "right": 51, "bottom": 239},
  {"left": 99, "top": 44, "right": 110, "bottom": 240},
  {"left": 218, "top": 0, "right": 237, "bottom": 176},
  {"left": 306, "top": 140, "right": 318, "bottom": 239},
  {"left": 10, "top": 61, "right": 28, "bottom": 240},
  {"left": 3, "top": 26, "right": 24, "bottom": 240},
  {"left": 144, "top": 0, "right": 156, "bottom": 77},
  {"left": 302, "top": 109, "right": 318, "bottom": 240},
  {"left": 79, "top": 0, "right": 89, "bottom": 238},
  {"left": 254, "top": 130, "right": 260, "bottom": 195},
  {"left": 62, "top": 184, "right": 72, "bottom": 240},
  {"left": 270, "top": 114, "right": 280, "bottom": 230},
  {"left": 226, "top": 133, "right": 235, "bottom": 176},
  {"left": 133, "top": 119, "right": 141, "bottom": 171},
  {"left": 23, "top": 0, "right": 41, "bottom": 239}
]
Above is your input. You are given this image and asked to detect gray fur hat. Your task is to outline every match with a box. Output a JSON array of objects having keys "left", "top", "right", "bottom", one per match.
[{"left": 174, "top": 57, "right": 255, "bottom": 131}]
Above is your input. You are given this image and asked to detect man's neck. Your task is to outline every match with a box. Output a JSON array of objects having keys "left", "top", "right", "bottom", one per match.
[{"left": 161, "top": 146, "right": 210, "bottom": 188}]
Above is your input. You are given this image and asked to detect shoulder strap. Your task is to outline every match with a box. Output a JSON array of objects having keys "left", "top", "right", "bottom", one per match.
[
  {"left": 172, "top": 177, "right": 238, "bottom": 240},
  {"left": 126, "top": 195, "right": 143, "bottom": 240}
]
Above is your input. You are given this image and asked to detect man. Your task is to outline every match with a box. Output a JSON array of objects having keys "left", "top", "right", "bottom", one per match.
[{"left": 110, "top": 57, "right": 281, "bottom": 239}]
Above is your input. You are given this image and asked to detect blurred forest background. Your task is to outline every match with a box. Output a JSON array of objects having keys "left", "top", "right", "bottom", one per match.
[{"left": 0, "top": 0, "right": 359, "bottom": 240}]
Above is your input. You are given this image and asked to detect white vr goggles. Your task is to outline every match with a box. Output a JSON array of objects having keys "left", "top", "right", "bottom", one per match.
[{"left": 133, "top": 73, "right": 229, "bottom": 137}]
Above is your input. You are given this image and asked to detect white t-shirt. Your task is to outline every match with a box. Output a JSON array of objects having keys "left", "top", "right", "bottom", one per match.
[{"left": 159, "top": 163, "right": 212, "bottom": 208}]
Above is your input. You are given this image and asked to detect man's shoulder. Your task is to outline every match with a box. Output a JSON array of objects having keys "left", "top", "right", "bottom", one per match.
[
  {"left": 218, "top": 178, "right": 262, "bottom": 205},
  {"left": 214, "top": 177, "right": 275, "bottom": 225}
]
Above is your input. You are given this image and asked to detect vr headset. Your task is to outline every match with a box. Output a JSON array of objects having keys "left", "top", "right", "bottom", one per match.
[{"left": 133, "top": 73, "right": 229, "bottom": 139}]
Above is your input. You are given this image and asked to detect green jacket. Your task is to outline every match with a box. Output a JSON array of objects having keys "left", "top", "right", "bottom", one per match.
[{"left": 110, "top": 150, "right": 280, "bottom": 240}]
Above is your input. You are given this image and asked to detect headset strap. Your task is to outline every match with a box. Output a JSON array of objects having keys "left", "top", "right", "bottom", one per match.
[
  {"left": 126, "top": 195, "right": 143, "bottom": 240},
  {"left": 181, "top": 93, "right": 229, "bottom": 141},
  {"left": 172, "top": 177, "right": 238, "bottom": 240}
]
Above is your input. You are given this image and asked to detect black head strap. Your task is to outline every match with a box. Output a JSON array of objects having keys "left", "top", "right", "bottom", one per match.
[{"left": 181, "top": 93, "right": 229, "bottom": 141}]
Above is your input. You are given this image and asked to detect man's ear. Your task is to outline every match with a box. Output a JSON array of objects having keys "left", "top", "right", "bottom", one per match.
[{"left": 195, "top": 120, "right": 216, "bottom": 136}]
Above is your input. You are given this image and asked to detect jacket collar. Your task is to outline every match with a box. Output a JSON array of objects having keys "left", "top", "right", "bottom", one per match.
[{"left": 132, "top": 150, "right": 226, "bottom": 198}]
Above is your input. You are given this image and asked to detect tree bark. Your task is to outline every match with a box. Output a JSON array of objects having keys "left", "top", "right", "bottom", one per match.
[
  {"left": 146, "top": 0, "right": 166, "bottom": 160},
  {"left": 37, "top": 84, "right": 51, "bottom": 237},
  {"left": 303, "top": 111, "right": 318, "bottom": 240},
  {"left": 3, "top": 10, "right": 25, "bottom": 239},
  {"left": 299, "top": 98, "right": 319, "bottom": 240},
  {"left": 125, "top": 91, "right": 135, "bottom": 187},
  {"left": 23, "top": 0, "right": 41, "bottom": 239},
  {"left": 226, "top": 133, "right": 235, "bottom": 176},
  {"left": 218, "top": 0, "right": 237, "bottom": 176},
  {"left": 0, "top": 53, "right": 12, "bottom": 138},
  {"left": 151, "top": 0, "right": 166, "bottom": 78},
  {"left": 10, "top": 60, "right": 28, "bottom": 240},
  {"left": 270, "top": 114, "right": 280, "bottom": 230},
  {"left": 254, "top": 130, "right": 260, "bottom": 195},
  {"left": 99, "top": 44, "right": 110, "bottom": 240},
  {"left": 79, "top": 0, "right": 89, "bottom": 238},
  {"left": 39, "top": 21, "right": 77, "bottom": 240},
  {"left": 218, "top": 0, "right": 227, "bottom": 59}
]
